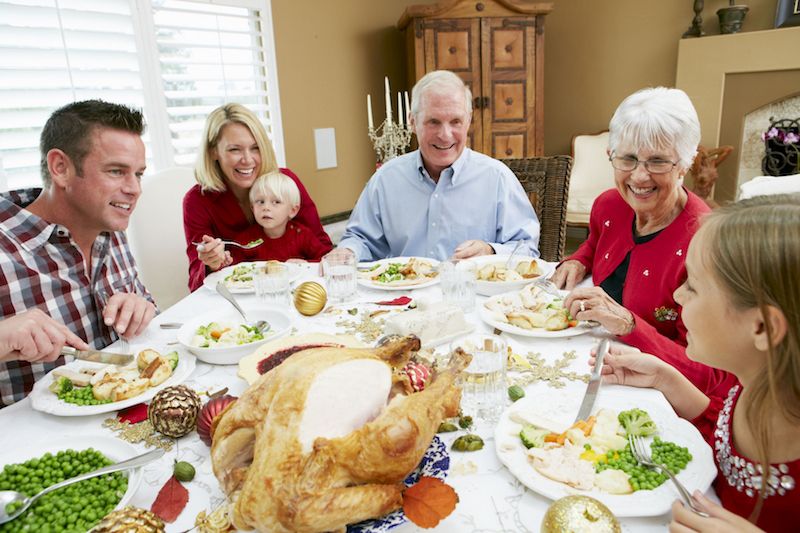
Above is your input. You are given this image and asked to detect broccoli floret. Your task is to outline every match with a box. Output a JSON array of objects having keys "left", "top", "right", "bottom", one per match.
[
  {"left": 519, "top": 425, "right": 551, "bottom": 449},
  {"left": 618, "top": 408, "right": 657, "bottom": 437},
  {"left": 49, "top": 376, "right": 74, "bottom": 395},
  {"left": 165, "top": 351, "right": 179, "bottom": 371}
]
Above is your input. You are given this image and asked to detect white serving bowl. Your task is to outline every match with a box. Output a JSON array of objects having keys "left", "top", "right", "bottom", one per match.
[
  {"left": 465, "top": 254, "right": 555, "bottom": 296},
  {"left": 177, "top": 306, "right": 291, "bottom": 365}
]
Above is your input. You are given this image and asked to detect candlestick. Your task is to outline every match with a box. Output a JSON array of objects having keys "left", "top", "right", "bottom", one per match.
[
  {"left": 384, "top": 77, "right": 392, "bottom": 122},
  {"left": 367, "top": 94, "right": 374, "bottom": 129},
  {"left": 404, "top": 91, "right": 410, "bottom": 123},
  {"left": 397, "top": 92, "right": 404, "bottom": 127}
]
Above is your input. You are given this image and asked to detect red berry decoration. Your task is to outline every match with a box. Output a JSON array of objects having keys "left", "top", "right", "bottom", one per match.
[{"left": 197, "top": 395, "right": 238, "bottom": 446}]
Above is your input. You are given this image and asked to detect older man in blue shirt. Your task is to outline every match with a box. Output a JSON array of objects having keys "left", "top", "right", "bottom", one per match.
[{"left": 336, "top": 70, "right": 540, "bottom": 262}]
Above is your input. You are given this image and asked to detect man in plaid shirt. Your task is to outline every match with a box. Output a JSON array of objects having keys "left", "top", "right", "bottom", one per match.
[{"left": 0, "top": 100, "right": 157, "bottom": 407}]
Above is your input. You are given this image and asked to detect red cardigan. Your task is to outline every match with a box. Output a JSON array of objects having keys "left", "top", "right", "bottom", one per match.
[
  {"left": 182, "top": 168, "right": 331, "bottom": 291},
  {"left": 567, "top": 188, "right": 736, "bottom": 397},
  {"left": 692, "top": 386, "right": 800, "bottom": 532},
  {"left": 234, "top": 221, "right": 332, "bottom": 263}
]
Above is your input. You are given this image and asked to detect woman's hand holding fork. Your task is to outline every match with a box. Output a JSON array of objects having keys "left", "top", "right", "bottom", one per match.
[{"left": 196, "top": 235, "right": 232, "bottom": 271}]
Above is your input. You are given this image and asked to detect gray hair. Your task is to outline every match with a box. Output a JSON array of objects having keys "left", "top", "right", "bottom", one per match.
[
  {"left": 608, "top": 87, "right": 700, "bottom": 169},
  {"left": 410, "top": 70, "right": 472, "bottom": 121}
]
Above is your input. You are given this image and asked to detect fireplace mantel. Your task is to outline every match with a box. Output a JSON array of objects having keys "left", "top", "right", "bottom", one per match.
[{"left": 676, "top": 26, "right": 800, "bottom": 202}]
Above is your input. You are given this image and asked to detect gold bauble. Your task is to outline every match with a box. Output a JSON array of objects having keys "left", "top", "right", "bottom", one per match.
[
  {"left": 541, "top": 496, "right": 620, "bottom": 533},
  {"left": 294, "top": 281, "right": 327, "bottom": 316},
  {"left": 148, "top": 385, "right": 202, "bottom": 438}
]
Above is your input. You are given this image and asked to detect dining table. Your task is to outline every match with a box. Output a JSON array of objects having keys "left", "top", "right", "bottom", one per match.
[{"left": 0, "top": 261, "right": 716, "bottom": 532}]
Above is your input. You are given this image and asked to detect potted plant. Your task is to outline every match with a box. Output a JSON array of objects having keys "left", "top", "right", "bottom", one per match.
[{"left": 717, "top": 0, "right": 748, "bottom": 34}]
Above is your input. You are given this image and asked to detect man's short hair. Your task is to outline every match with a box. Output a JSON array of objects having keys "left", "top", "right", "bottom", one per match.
[{"left": 39, "top": 100, "right": 145, "bottom": 187}]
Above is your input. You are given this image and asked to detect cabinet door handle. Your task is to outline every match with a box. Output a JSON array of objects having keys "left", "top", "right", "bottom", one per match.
[
  {"left": 473, "top": 96, "right": 483, "bottom": 109},
  {"left": 482, "top": 96, "right": 490, "bottom": 108}
]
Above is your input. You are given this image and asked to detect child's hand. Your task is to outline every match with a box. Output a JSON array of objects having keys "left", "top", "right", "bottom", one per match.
[
  {"left": 670, "top": 491, "right": 765, "bottom": 532},
  {"left": 589, "top": 344, "right": 669, "bottom": 390}
]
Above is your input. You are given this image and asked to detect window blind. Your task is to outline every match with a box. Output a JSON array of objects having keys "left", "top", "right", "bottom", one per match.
[
  {"left": 0, "top": 0, "right": 144, "bottom": 191},
  {"left": 152, "top": 0, "right": 275, "bottom": 166}
]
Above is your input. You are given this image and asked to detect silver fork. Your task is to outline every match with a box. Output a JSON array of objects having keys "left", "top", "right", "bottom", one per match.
[
  {"left": 97, "top": 288, "right": 131, "bottom": 354},
  {"left": 628, "top": 434, "right": 710, "bottom": 517},
  {"left": 193, "top": 239, "right": 263, "bottom": 252}
]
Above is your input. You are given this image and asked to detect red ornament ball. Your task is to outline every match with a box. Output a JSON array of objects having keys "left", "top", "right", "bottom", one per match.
[{"left": 196, "top": 395, "right": 238, "bottom": 446}]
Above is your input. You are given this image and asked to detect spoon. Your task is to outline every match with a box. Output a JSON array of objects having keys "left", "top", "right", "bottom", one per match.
[
  {"left": 215, "top": 282, "right": 269, "bottom": 333},
  {"left": 193, "top": 238, "right": 263, "bottom": 252},
  {"left": 0, "top": 448, "right": 164, "bottom": 524}
]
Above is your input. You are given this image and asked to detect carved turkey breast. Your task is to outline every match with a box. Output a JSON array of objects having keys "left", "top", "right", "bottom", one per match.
[{"left": 211, "top": 335, "right": 468, "bottom": 532}]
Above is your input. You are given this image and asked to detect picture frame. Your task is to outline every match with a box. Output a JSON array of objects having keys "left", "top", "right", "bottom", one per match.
[{"left": 775, "top": 0, "right": 800, "bottom": 28}]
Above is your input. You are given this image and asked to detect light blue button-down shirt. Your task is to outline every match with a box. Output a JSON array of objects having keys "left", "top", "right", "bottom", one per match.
[{"left": 338, "top": 148, "right": 540, "bottom": 261}]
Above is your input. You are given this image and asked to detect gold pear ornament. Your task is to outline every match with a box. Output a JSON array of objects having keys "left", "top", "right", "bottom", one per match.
[
  {"left": 294, "top": 281, "right": 327, "bottom": 316},
  {"left": 541, "top": 495, "right": 620, "bottom": 533}
]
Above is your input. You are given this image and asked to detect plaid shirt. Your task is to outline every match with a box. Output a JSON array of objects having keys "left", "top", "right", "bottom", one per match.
[{"left": 0, "top": 188, "right": 154, "bottom": 407}]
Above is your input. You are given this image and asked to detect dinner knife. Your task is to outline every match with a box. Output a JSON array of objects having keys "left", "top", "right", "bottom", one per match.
[
  {"left": 573, "top": 338, "right": 611, "bottom": 423},
  {"left": 60, "top": 346, "right": 134, "bottom": 366}
]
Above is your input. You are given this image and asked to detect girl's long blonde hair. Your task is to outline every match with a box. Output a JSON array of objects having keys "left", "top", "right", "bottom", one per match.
[
  {"left": 700, "top": 193, "right": 800, "bottom": 520},
  {"left": 195, "top": 103, "right": 278, "bottom": 192}
]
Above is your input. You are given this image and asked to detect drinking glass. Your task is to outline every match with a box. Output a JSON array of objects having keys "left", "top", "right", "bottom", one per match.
[
  {"left": 451, "top": 334, "right": 507, "bottom": 424},
  {"left": 322, "top": 253, "right": 358, "bottom": 303},
  {"left": 439, "top": 259, "right": 476, "bottom": 312},
  {"left": 254, "top": 263, "right": 290, "bottom": 306}
]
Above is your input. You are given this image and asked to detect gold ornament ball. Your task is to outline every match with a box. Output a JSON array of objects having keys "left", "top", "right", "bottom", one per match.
[
  {"left": 148, "top": 385, "right": 202, "bottom": 438},
  {"left": 541, "top": 496, "right": 620, "bottom": 533},
  {"left": 294, "top": 281, "right": 327, "bottom": 316}
]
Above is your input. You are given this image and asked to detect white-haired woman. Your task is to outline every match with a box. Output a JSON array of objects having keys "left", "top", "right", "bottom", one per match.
[
  {"left": 551, "top": 87, "right": 736, "bottom": 398},
  {"left": 183, "top": 103, "right": 331, "bottom": 291}
]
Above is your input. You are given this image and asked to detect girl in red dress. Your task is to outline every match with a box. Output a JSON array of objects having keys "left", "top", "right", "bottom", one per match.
[{"left": 593, "top": 194, "right": 800, "bottom": 532}]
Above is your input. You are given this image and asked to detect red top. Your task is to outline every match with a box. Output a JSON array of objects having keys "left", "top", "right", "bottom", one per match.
[
  {"left": 566, "top": 188, "right": 736, "bottom": 398},
  {"left": 692, "top": 386, "right": 799, "bottom": 532},
  {"left": 182, "top": 168, "right": 331, "bottom": 291},
  {"left": 234, "top": 221, "right": 332, "bottom": 263}
]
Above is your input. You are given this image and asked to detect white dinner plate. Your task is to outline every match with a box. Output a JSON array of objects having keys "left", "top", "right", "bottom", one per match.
[
  {"left": 203, "top": 261, "right": 303, "bottom": 294},
  {"left": 465, "top": 255, "right": 556, "bottom": 296},
  {"left": 494, "top": 388, "right": 717, "bottom": 517},
  {"left": 357, "top": 257, "right": 440, "bottom": 291},
  {"left": 0, "top": 435, "right": 143, "bottom": 511},
  {"left": 30, "top": 344, "right": 196, "bottom": 416},
  {"left": 479, "top": 289, "right": 596, "bottom": 338}
]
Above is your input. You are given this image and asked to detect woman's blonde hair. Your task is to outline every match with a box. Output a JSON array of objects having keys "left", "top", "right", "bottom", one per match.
[
  {"left": 249, "top": 170, "right": 300, "bottom": 208},
  {"left": 699, "top": 193, "right": 800, "bottom": 521},
  {"left": 194, "top": 103, "right": 278, "bottom": 192}
]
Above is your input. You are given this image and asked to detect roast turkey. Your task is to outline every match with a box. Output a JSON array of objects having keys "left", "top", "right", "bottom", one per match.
[{"left": 211, "top": 335, "right": 469, "bottom": 532}]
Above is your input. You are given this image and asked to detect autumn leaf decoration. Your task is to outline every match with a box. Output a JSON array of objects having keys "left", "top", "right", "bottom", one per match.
[
  {"left": 151, "top": 475, "right": 190, "bottom": 523},
  {"left": 402, "top": 476, "right": 458, "bottom": 529}
]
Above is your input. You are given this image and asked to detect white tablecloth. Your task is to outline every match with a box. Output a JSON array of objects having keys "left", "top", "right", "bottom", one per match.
[{"left": 0, "top": 263, "right": 704, "bottom": 532}]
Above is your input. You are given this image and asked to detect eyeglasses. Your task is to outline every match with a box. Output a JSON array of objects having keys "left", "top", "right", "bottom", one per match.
[{"left": 609, "top": 155, "right": 678, "bottom": 174}]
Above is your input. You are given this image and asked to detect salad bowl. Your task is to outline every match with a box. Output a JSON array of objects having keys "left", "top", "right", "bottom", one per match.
[{"left": 176, "top": 306, "right": 291, "bottom": 365}]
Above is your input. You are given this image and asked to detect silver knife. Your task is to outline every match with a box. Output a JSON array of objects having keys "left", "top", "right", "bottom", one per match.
[
  {"left": 573, "top": 338, "right": 611, "bottom": 422},
  {"left": 60, "top": 347, "right": 134, "bottom": 365}
]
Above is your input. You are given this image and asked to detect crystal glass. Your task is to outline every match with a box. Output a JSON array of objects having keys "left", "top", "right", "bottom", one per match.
[
  {"left": 322, "top": 253, "right": 358, "bottom": 303},
  {"left": 439, "top": 259, "right": 476, "bottom": 312},
  {"left": 451, "top": 334, "right": 507, "bottom": 424},
  {"left": 254, "top": 263, "right": 290, "bottom": 306}
]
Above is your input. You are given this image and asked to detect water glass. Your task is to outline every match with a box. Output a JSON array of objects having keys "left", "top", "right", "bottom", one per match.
[
  {"left": 439, "top": 260, "right": 476, "bottom": 312},
  {"left": 322, "top": 253, "right": 358, "bottom": 303},
  {"left": 254, "top": 263, "right": 290, "bottom": 306},
  {"left": 452, "top": 334, "right": 507, "bottom": 424}
]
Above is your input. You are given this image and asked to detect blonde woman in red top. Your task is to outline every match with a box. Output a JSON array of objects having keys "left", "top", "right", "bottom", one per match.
[{"left": 183, "top": 103, "right": 331, "bottom": 291}]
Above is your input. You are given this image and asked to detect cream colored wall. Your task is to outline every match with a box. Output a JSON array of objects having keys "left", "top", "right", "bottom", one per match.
[{"left": 271, "top": 0, "right": 778, "bottom": 216}]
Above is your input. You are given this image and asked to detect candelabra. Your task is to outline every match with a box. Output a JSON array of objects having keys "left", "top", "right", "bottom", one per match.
[{"left": 368, "top": 119, "right": 413, "bottom": 165}]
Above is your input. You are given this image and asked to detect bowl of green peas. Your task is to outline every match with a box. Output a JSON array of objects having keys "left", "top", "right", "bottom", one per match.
[{"left": 0, "top": 436, "right": 144, "bottom": 531}]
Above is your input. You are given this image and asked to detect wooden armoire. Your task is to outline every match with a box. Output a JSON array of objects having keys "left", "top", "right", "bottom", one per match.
[{"left": 398, "top": 0, "right": 552, "bottom": 159}]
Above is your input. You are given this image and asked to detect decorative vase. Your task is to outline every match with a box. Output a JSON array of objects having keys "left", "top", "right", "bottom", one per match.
[{"left": 717, "top": 5, "right": 748, "bottom": 34}]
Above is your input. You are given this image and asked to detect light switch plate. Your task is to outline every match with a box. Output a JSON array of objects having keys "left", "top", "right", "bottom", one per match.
[{"left": 314, "top": 128, "right": 337, "bottom": 170}]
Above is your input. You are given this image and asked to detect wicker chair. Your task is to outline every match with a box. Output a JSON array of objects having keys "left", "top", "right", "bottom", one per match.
[{"left": 501, "top": 156, "right": 573, "bottom": 262}]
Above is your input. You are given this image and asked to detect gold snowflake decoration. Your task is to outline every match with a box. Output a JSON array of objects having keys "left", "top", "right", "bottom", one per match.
[{"left": 507, "top": 349, "right": 590, "bottom": 389}]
